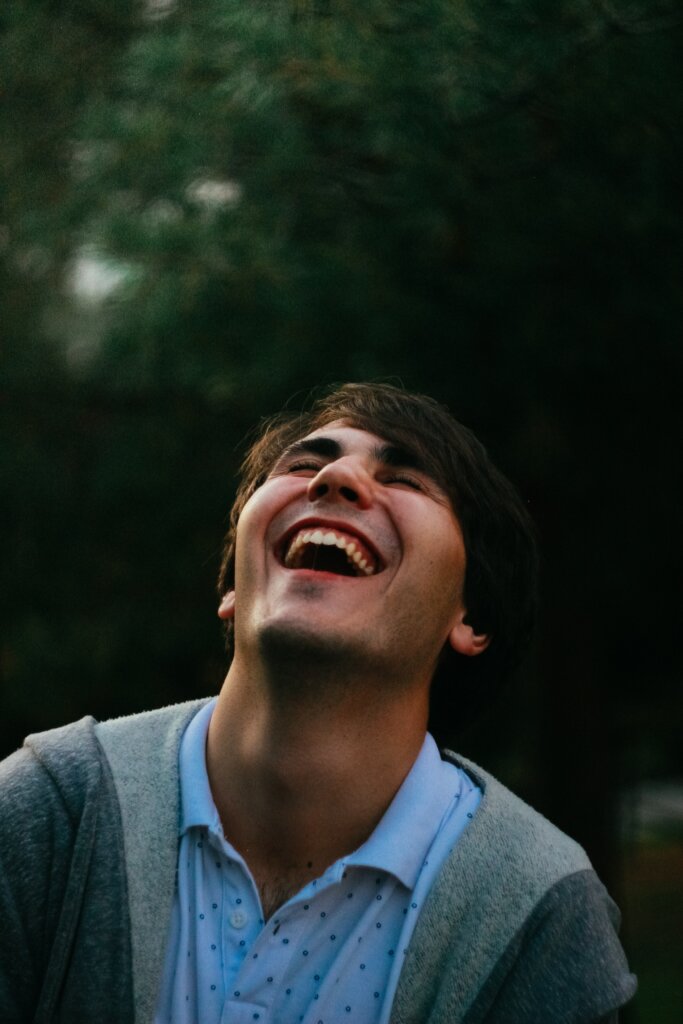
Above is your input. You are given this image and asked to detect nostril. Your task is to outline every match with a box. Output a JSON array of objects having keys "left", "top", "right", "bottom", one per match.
[{"left": 340, "top": 486, "right": 359, "bottom": 502}]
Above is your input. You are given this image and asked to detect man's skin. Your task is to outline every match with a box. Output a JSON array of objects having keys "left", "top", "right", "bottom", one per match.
[{"left": 206, "top": 422, "right": 489, "bottom": 920}]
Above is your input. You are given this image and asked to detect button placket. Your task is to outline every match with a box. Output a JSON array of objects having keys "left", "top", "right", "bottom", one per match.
[
  {"left": 229, "top": 903, "right": 305, "bottom": 1010},
  {"left": 219, "top": 866, "right": 261, "bottom": 983}
]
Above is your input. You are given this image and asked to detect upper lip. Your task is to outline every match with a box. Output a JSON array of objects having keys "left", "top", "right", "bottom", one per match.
[{"left": 275, "top": 516, "right": 385, "bottom": 570}]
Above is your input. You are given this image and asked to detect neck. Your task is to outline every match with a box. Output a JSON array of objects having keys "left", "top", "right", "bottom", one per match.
[{"left": 206, "top": 655, "right": 428, "bottom": 914}]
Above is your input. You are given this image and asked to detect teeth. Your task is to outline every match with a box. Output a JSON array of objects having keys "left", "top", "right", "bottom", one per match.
[{"left": 283, "top": 527, "right": 377, "bottom": 576}]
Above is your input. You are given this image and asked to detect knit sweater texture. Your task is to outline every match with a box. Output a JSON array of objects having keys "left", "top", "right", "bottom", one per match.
[{"left": 0, "top": 700, "right": 636, "bottom": 1023}]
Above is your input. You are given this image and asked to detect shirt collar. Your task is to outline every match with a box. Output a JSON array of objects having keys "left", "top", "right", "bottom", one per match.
[
  {"left": 343, "top": 732, "right": 464, "bottom": 889},
  {"left": 178, "top": 699, "right": 465, "bottom": 890},
  {"left": 179, "top": 697, "right": 221, "bottom": 834}
]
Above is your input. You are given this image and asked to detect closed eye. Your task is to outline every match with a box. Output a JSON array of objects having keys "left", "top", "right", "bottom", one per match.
[
  {"left": 287, "top": 460, "right": 324, "bottom": 474},
  {"left": 384, "top": 474, "right": 424, "bottom": 490}
]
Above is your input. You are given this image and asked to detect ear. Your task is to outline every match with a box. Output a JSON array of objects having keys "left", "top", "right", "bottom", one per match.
[
  {"left": 217, "top": 590, "right": 236, "bottom": 621},
  {"left": 448, "top": 611, "right": 490, "bottom": 657}
]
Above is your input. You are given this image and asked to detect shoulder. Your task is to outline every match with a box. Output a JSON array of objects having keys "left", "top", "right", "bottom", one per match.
[
  {"left": 94, "top": 697, "right": 211, "bottom": 797},
  {"left": 462, "top": 868, "right": 637, "bottom": 1023},
  {"left": 94, "top": 696, "right": 210, "bottom": 749},
  {"left": 411, "top": 752, "right": 593, "bottom": 977},
  {"left": 392, "top": 754, "right": 636, "bottom": 1023},
  {"left": 94, "top": 700, "right": 210, "bottom": 741},
  {"left": 0, "top": 716, "right": 102, "bottom": 830},
  {"left": 0, "top": 699, "right": 209, "bottom": 829},
  {"left": 447, "top": 752, "right": 591, "bottom": 885}
]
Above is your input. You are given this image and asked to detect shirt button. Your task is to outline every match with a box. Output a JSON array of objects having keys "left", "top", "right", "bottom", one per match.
[{"left": 230, "top": 909, "right": 248, "bottom": 929}]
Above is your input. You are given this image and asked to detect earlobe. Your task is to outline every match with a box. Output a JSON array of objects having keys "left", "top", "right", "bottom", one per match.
[
  {"left": 448, "top": 614, "right": 490, "bottom": 657},
  {"left": 217, "top": 591, "right": 236, "bottom": 621}
]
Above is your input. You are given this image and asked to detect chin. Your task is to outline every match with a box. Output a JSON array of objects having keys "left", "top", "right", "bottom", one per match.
[{"left": 257, "top": 618, "right": 356, "bottom": 666}]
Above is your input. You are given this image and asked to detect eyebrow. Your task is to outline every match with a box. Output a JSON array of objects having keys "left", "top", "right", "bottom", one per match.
[
  {"left": 278, "top": 436, "right": 427, "bottom": 473},
  {"left": 280, "top": 436, "right": 342, "bottom": 461}
]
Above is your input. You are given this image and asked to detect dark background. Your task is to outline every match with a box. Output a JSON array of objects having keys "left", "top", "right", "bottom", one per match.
[{"left": 1, "top": 1, "right": 681, "bottom": 1018}]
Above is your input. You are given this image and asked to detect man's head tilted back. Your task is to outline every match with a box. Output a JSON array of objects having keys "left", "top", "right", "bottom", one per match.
[
  {"left": 0, "top": 392, "right": 634, "bottom": 1023},
  {"left": 217, "top": 382, "right": 538, "bottom": 742}
]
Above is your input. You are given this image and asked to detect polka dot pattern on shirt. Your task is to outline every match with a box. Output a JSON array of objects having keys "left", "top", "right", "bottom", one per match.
[{"left": 153, "top": 700, "right": 482, "bottom": 1024}]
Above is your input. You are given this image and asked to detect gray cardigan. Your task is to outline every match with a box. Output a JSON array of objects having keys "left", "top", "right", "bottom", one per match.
[{"left": 0, "top": 700, "right": 636, "bottom": 1023}]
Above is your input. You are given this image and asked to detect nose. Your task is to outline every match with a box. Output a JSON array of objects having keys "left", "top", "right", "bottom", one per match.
[{"left": 306, "top": 457, "right": 373, "bottom": 509}]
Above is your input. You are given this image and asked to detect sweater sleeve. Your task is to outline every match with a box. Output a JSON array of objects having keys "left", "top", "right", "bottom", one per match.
[
  {"left": 463, "top": 870, "right": 637, "bottom": 1024},
  {"left": 0, "top": 746, "right": 76, "bottom": 1023},
  {"left": 0, "top": 720, "right": 135, "bottom": 1024}
]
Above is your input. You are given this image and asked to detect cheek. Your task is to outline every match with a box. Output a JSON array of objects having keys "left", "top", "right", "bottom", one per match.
[
  {"left": 236, "top": 484, "right": 278, "bottom": 540},
  {"left": 445, "top": 539, "right": 467, "bottom": 594},
  {"left": 424, "top": 534, "right": 467, "bottom": 607},
  {"left": 233, "top": 480, "right": 299, "bottom": 567},
  {"left": 231, "top": 502, "right": 267, "bottom": 580}
]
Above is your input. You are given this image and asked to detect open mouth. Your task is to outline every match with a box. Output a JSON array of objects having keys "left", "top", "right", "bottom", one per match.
[{"left": 280, "top": 527, "right": 381, "bottom": 577}]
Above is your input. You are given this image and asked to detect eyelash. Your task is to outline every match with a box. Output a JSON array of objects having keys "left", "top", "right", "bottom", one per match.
[
  {"left": 287, "top": 460, "right": 322, "bottom": 473},
  {"left": 386, "top": 474, "right": 423, "bottom": 491}
]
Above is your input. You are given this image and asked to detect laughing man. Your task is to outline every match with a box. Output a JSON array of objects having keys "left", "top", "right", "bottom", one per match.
[{"left": 0, "top": 383, "right": 635, "bottom": 1023}]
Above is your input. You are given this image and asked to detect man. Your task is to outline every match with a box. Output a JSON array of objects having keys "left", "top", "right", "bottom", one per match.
[{"left": 0, "top": 383, "right": 635, "bottom": 1023}]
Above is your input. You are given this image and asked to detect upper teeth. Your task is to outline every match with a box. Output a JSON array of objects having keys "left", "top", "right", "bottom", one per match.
[{"left": 284, "top": 528, "right": 376, "bottom": 575}]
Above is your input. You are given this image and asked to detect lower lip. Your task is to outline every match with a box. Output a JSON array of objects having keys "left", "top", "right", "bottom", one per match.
[{"left": 282, "top": 567, "right": 371, "bottom": 581}]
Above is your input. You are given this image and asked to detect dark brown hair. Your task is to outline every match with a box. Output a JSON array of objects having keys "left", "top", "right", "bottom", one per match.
[{"left": 218, "top": 382, "right": 538, "bottom": 741}]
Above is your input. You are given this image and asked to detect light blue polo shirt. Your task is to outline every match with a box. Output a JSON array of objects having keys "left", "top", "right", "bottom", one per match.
[{"left": 154, "top": 700, "right": 481, "bottom": 1024}]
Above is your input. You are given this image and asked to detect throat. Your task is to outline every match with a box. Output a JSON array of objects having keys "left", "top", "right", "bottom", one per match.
[{"left": 250, "top": 858, "right": 325, "bottom": 921}]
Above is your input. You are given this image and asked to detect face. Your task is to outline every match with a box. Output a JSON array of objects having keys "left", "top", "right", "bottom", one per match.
[{"left": 221, "top": 422, "right": 487, "bottom": 691}]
